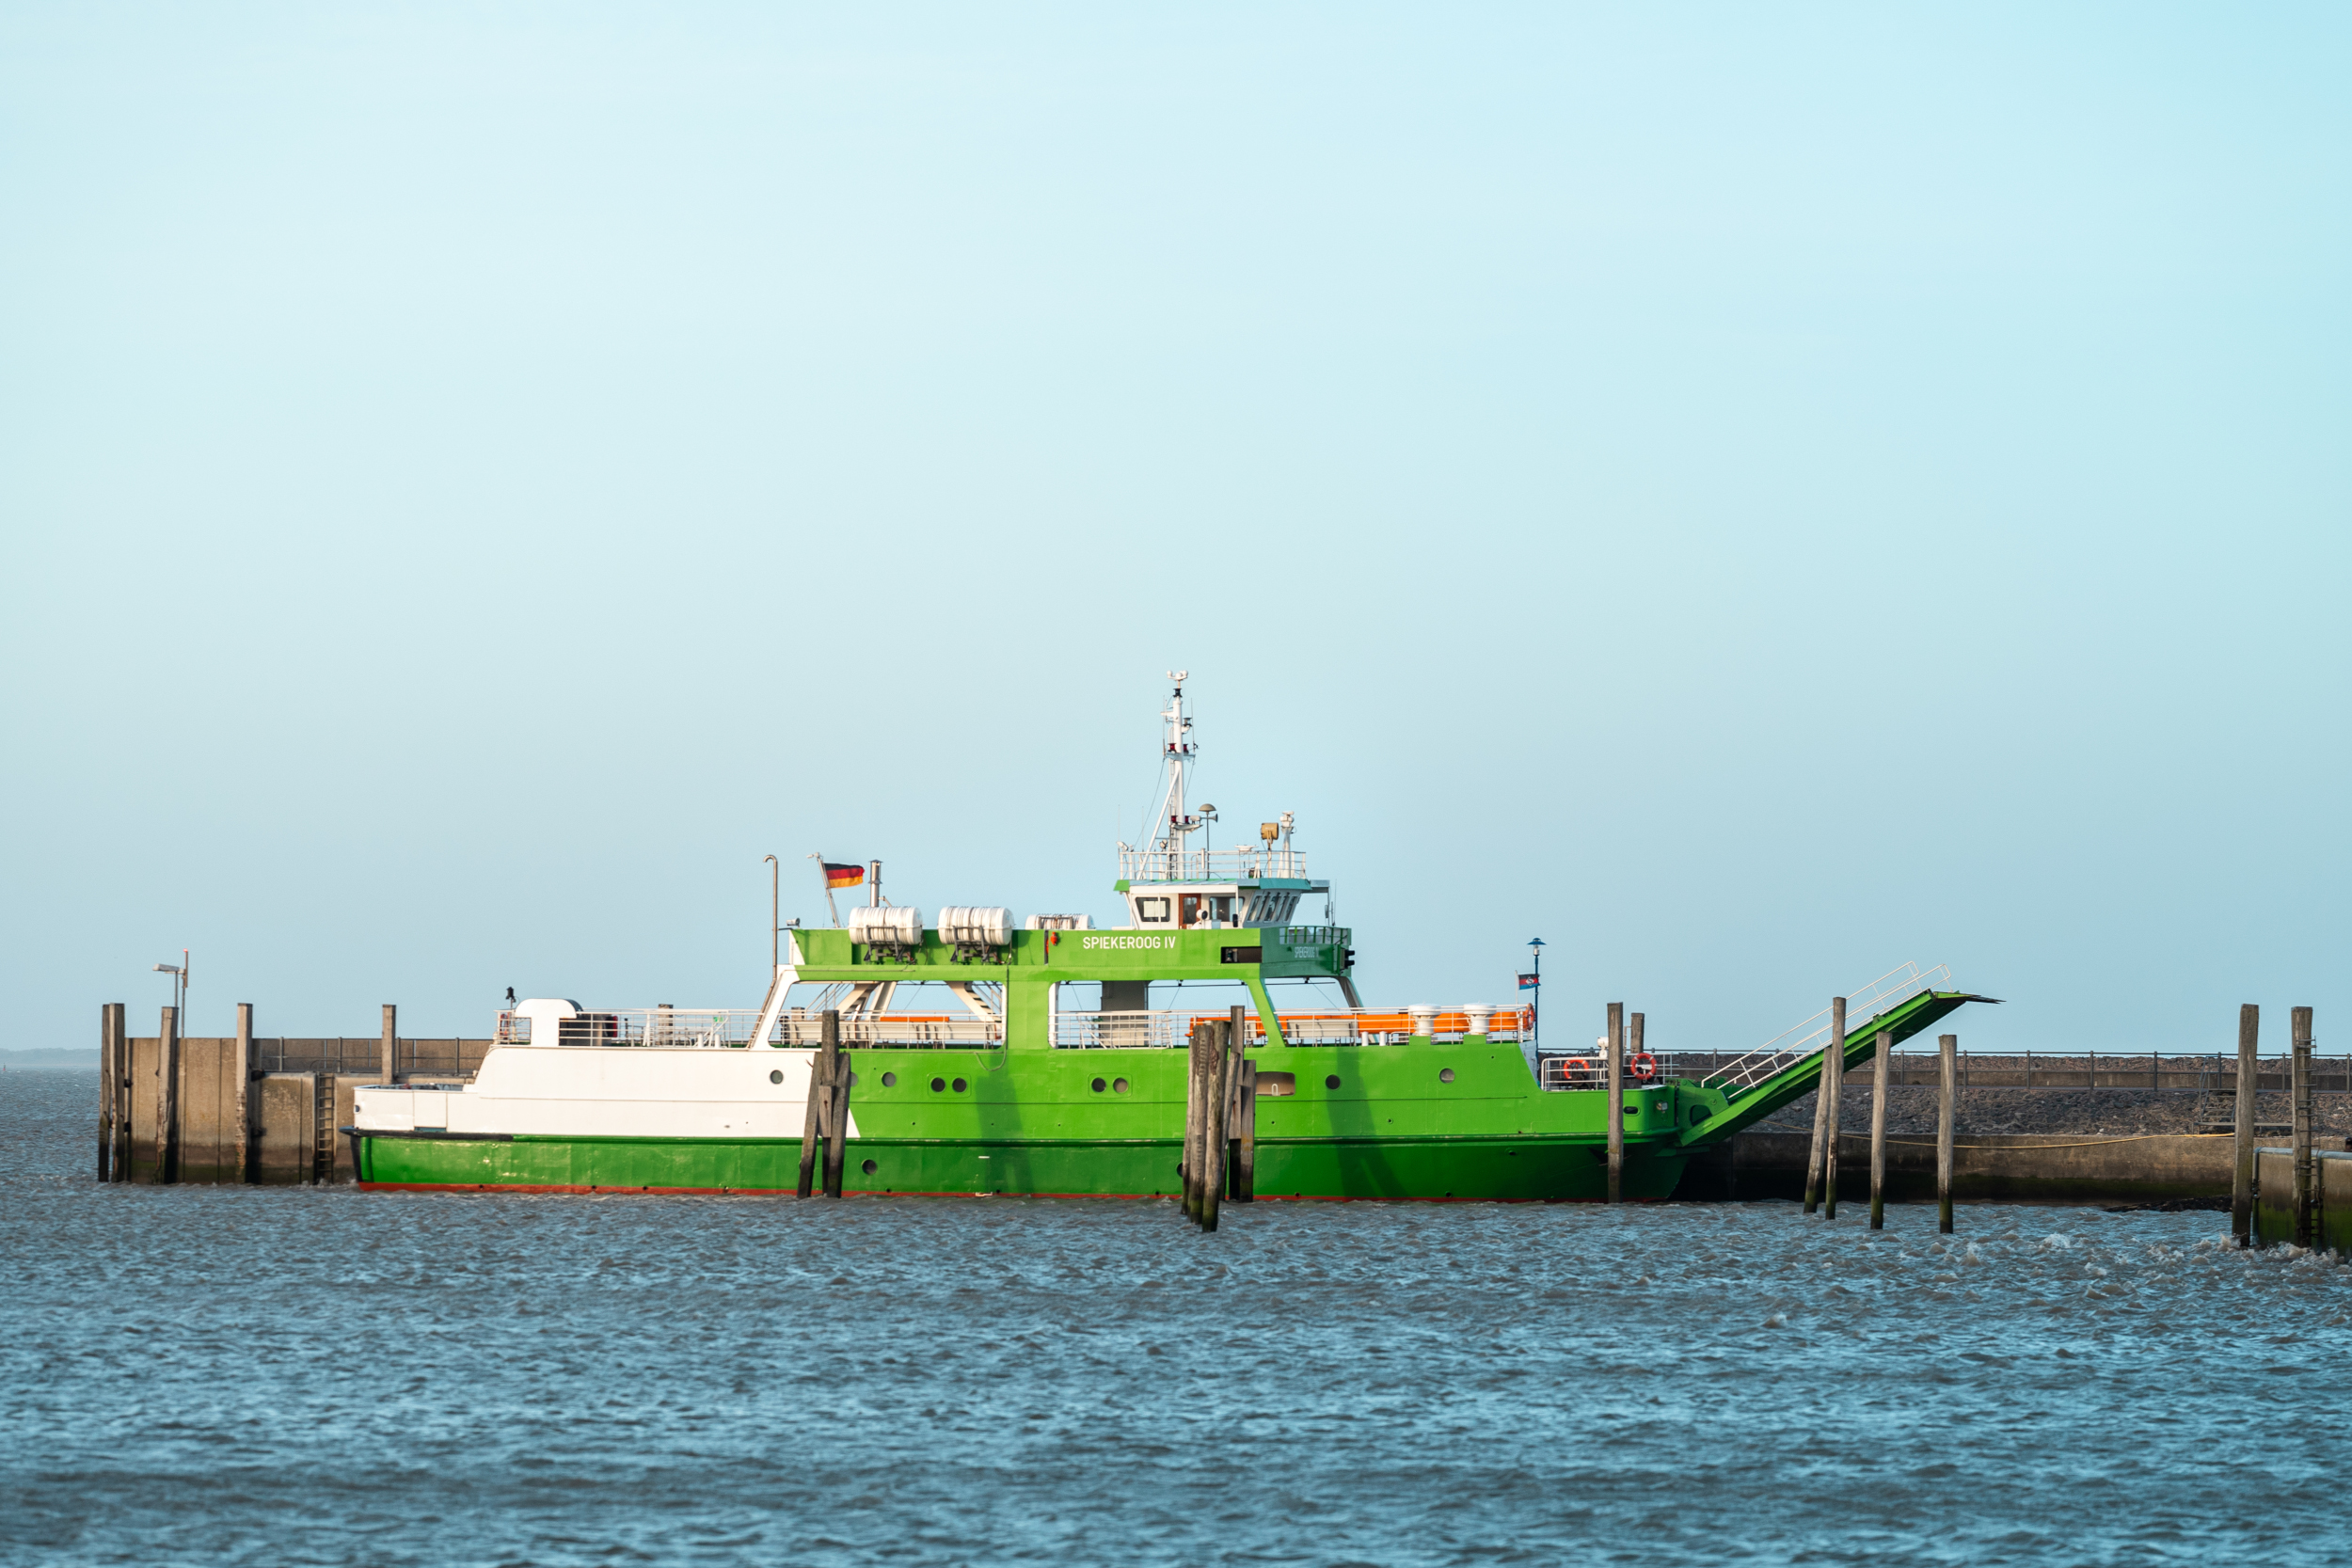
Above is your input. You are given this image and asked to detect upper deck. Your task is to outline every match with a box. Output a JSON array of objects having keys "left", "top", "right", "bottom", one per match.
[{"left": 791, "top": 924, "right": 1352, "bottom": 984}]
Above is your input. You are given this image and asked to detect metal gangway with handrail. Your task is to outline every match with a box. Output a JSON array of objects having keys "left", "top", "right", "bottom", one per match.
[{"left": 1695, "top": 962, "right": 1955, "bottom": 1094}]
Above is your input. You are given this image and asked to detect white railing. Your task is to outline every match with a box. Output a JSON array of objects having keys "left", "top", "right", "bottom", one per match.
[
  {"left": 1539, "top": 1055, "right": 1605, "bottom": 1090},
  {"left": 799, "top": 1013, "right": 1003, "bottom": 1048},
  {"left": 1053, "top": 1006, "right": 1533, "bottom": 1050},
  {"left": 500, "top": 1008, "right": 1004, "bottom": 1050},
  {"left": 1701, "top": 962, "right": 1955, "bottom": 1092},
  {"left": 1537, "top": 1050, "right": 1716, "bottom": 1091},
  {"left": 1053, "top": 1011, "right": 1193, "bottom": 1050},
  {"left": 532, "top": 1009, "right": 762, "bottom": 1049},
  {"left": 1118, "top": 845, "right": 1310, "bottom": 883}
]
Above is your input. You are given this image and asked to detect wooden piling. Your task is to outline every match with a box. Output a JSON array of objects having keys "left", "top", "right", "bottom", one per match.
[
  {"left": 1236, "top": 1055, "right": 1258, "bottom": 1203},
  {"left": 796, "top": 1009, "right": 837, "bottom": 1198},
  {"left": 1228, "top": 1004, "right": 1253, "bottom": 1205},
  {"left": 1802, "top": 1031, "right": 1831, "bottom": 1214},
  {"left": 234, "top": 1004, "right": 254, "bottom": 1184},
  {"left": 1180, "top": 1022, "right": 1205, "bottom": 1220},
  {"left": 106, "top": 1003, "right": 128, "bottom": 1181},
  {"left": 823, "top": 1028, "right": 850, "bottom": 1200},
  {"left": 1868, "top": 1028, "right": 1890, "bottom": 1229},
  {"left": 1200, "top": 1019, "right": 1232, "bottom": 1231},
  {"left": 2232, "top": 1003, "right": 2257, "bottom": 1247},
  {"left": 155, "top": 1005, "right": 182, "bottom": 1185},
  {"left": 1937, "top": 1033, "right": 1957, "bottom": 1233},
  {"left": 1605, "top": 1003, "right": 1625, "bottom": 1204},
  {"left": 1822, "top": 997, "right": 1846, "bottom": 1220},
  {"left": 98, "top": 1004, "right": 117, "bottom": 1182},
  {"left": 2292, "top": 1006, "right": 2313, "bottom": 1248},
  {"left": 380, "top": 1004, "right": 397, "bottom": 1085}
]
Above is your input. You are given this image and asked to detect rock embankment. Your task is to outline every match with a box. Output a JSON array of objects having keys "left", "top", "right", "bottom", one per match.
[{"left": 1755, "top": 1085, "right": 2352, "bottom": 1141}]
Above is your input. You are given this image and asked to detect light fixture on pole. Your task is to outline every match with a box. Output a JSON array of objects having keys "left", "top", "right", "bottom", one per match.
[
  {"left": 152, "top": 948, "right": 189, "bottom": 1022},
  {"left": 762, "top": 854, "right": 780, "bottom": 972},
  {"left": 1520, "top": 938, "right": 1544, "bottom": 1052}
]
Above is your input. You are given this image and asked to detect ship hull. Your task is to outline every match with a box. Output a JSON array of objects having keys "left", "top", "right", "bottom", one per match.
[{"left": 350, "top": 1041, "right": 1712, "bottom": 1202}]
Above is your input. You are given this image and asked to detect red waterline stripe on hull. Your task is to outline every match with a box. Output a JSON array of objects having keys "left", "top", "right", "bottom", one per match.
[
  {"left": 358, "top": 1181, "right": 1170, "bottom": 1198},
  {"left": 358, "top": 1181, "right": 1625, "bottom": 1202}
]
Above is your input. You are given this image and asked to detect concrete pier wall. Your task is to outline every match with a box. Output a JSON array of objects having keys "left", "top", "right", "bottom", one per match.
[
  {"left": 1681, "top": 1131, "right": 2239, "bottom": 1204},
  {"left": 113, "top": 1026, "right": 433, "bottom": 1185},
  {"left": 2252, "top": 1148, "right": 2352, "bottom": 1254},
  {"left": 254, "top": 1074, "right": 315, "bottom": 1184}
]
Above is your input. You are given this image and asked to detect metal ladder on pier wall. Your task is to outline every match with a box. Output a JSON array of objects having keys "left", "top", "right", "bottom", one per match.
[
  {"left": 2191, "top": 1067, "right": 2291, "bottom": 1137},
  {"left": 312, "top": 1075, "right": 337, "bottom": 1183}
]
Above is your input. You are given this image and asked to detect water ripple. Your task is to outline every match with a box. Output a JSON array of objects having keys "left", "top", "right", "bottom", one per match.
[{"left": 2, "top": 1070, "right": 2345, "bottom": 1566}]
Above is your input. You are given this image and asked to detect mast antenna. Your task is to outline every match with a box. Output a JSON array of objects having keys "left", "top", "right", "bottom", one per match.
[{"left": 1146, "top": 672, "right": 1200, "bottom": 879}]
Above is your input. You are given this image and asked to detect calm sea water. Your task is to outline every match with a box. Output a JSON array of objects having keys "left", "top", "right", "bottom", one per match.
[{"left": 3, "top": 1068, "right": 2347, "bottom": 1567}]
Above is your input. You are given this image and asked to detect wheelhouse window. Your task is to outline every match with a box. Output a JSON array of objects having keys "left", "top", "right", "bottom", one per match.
[{"left": 1136, "top": 896, "right": 1171, "bottom": 924}]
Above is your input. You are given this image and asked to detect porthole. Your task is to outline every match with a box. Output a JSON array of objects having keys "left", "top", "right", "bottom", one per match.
[
  {"left": 848, "top": 1070, "right": 859, "bottom": 1086},
  {"left": 930, "top": 1077, "right": 946, "bottom": 1093},
  {"left": 952, "top": 1077, "right": 968, "bottom": 1093},
  {"left": 861, "top": 1159, "right": 878, "bottom": 1175},
  {"left": 1113, "top": 1077, "right": 1131, "bottom": 1094},
  {"left": 1090, "top": 1077, "right": 1107, "bottom": 1093},
  {"left": 1438, "top": 1068, "right": 1455, "bottom": 1085},
  {"left": 769, "top": 1069, "right": 784, "bottom": 1085},
  {"left": 1622, "top": 1105, "right": 1638, "bottom": 1122},
  {"left": 882, "top": 1071, "right": 898, "bottom": 1088},
  {"left": 1326, "top": 1074, "right": 1342, "bottom": 1090}
]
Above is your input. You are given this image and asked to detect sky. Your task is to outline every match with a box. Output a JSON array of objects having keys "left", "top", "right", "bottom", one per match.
[{"left": 2, "top": 4, "right": 2344, "bottom": 1056}]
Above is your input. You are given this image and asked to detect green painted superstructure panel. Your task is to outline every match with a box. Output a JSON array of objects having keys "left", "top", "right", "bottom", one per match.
[{"left": 790, "top": 926, "right": 1351, "bottom": 1050}]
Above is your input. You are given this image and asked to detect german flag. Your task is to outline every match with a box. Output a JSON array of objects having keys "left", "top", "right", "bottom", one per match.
[{"left": 823, "top": 863, "right": 866, "bottom": 889}]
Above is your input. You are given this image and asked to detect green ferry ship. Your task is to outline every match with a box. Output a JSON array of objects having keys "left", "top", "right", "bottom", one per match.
[{"left": 350, "top": 677, "right": 1988, "bottom": 1201}]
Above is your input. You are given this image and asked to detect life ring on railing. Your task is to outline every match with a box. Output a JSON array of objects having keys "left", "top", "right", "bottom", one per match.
[
  {"left": 1628, "top": 1052, "right": 1659, "bottom": 1082},
  {"left": 1555, "top": 1056, "right": 1593, "bottom": 1084}
]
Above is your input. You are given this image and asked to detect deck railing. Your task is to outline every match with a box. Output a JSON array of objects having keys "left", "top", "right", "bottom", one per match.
[
  {"left": 1117, "top": 846, "right": 1310, "bottom": 883},
  {"left": 1053, "top": 1006, "right": 1532, "bottom": 1049},
  {"left": 493, "top": 1008, "right": 1005, "bottom": 1050},
  {"left": 1539, "top": 1049, "right": 2352, "bottom": 1094}
]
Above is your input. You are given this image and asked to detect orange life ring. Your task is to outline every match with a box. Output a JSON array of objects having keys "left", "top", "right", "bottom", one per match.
[{"left": 1628, "top": 1051, "right": 1658, "bottom": 1081}]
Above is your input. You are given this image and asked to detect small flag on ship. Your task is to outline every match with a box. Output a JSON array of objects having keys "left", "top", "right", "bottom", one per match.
[
  {"left": 823, "top": 862, "right": 866, "bottom": 889},
  {"left": 1518, "top": 973, "right": 1540, "bottom": 990}
]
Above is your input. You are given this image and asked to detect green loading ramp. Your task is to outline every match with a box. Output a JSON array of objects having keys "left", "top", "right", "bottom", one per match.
[{"left": 1680, "top": 982, "right": 2001, "bottom": 1148}]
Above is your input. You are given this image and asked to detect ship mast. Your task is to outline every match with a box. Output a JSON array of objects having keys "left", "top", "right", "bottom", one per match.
[{"left": 1146, "top": 671, "right": 1200, "bottom": 880}]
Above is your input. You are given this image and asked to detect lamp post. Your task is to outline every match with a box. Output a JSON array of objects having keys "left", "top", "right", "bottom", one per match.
[
  {"left": 152, "top": 949, "right": 188, "bottom": 1021},
  {"left": 1523, "top": 938, "right": 1544, "bottom": 1052},
  {"left": 762, "top": 855, "right": 779, "bottom": 972}
]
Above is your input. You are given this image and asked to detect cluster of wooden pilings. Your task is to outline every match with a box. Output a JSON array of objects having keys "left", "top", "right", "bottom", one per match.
[
  {"left": 1792, "top": 997, "right": 1963, "bottom": 1231},
  {"left": 2233, "top": 1004, "right": 2328, "bottom": 1249},
  {"left": 1180, "top": 1006, "right": 1257, "bottom": 1230},
  {"left": 1780, "top": 998, "right": 2329, "bottom": 1244},
  {"left": 796, "top": 1009, "right": 850, "bottom": 1198}
]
